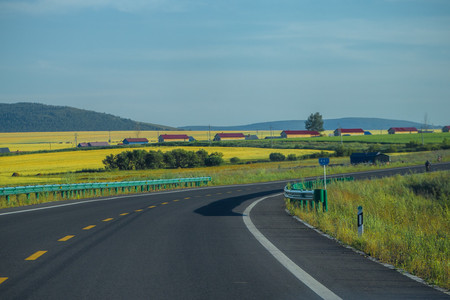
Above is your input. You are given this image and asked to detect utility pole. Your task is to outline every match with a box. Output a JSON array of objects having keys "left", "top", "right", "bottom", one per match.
[
  {"left": 270, "top": 125, "right": 273, "bottom": 148},
  {"left": 74, "top": 133, "right": 78, "bottom": 147},
  {"left": 209, "top": 125, "right": 212, "bottom": 146},
  {"left": 421, "top": 113, "right": 428, "bottom": 146}
]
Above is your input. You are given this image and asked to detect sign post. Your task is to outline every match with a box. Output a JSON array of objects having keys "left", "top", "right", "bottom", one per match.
[
  {"left": 318, "top": 158, "right": 329, "bottom": 189},
  {"left": 357, "top": 206, "right": 364, "bottom": 236}
]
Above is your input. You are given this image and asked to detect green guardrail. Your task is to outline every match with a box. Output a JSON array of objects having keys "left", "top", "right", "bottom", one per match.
[
  {"left": 0, "top": 177, "right": 211, "bottom": 205},
  {"left": 284, "top": 187, "right": 328, "bottom": 212},
  {"left": 284, "top": 177, "right": 353, "bottom": 212},
  {"left": 291, "top": 176, "right": 354, "bottom": 190}
]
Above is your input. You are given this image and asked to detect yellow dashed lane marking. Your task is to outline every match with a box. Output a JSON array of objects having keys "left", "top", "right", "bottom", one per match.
[
  {"left": 184, "top": 197, "right": 191, "bottom": 199},
  {"left": 148, "top": 205, "right": 156, "bottom": 208},
  {"left": 0, "top": 277, "right": 8, "bottom": 285},
  {"left": 25, "top": 251, "right": 47, "bottom": 261},
  {"left": 173, "top": 200, "right": 179, "bottom": 202},
  {"left": 135, "top": 209, "right": 143, "bottom": 212},
  {"left": 103, "top": 218, "right": 114, "bottom": 222},
  {"left": 120, "top": 213, "right": 129, "bottom": 216},
  {"left": 58, "top": 235, "right": 75, "bottom": 242},
  {"left": 83, "top": 225, "right": 96, "bottom": 230},
  {"left": 206, "top": 194, "right": 212, "bottom": 196},
  {"left": 161, "top": 202, "right": 169, "bottom": 205}
]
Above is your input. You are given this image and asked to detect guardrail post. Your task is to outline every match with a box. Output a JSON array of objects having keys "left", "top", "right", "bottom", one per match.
[
  {"left": 6, "top": 195, "right": 10, "bottom": 205},
  {"left": 35, "top": 193, "right": 39, "bottom": 201}
]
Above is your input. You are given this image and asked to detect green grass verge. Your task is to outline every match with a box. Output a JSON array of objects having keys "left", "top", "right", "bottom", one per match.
[{"left": 286, "top": 171, "right": 449, "bottom": 290}]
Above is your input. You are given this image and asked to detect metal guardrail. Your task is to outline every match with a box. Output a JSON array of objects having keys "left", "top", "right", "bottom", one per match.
[
  {"left": 0, "top": 177, "right": 211, "bottom": 203},
  {"left": 291, "top": 176, "right": 354, "bottom": 190},
  {"left": 284, "top": 182, "right": 329, "bottom": 212},
  {"left": 283, "top": 187, "right": 314, "bottom": 201}
]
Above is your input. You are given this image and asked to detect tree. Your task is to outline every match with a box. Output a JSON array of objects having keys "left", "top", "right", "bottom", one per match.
[
  {"left": 305, "top": 112, "right": 324, "bottom": 131},
  {"left": 205, "top": 152, "right": 224, "bottom": 166},
  {"left": 269, "top": 152, "right": 285, "bottom": 161}
]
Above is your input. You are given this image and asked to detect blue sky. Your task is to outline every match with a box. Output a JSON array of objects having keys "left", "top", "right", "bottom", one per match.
[{"left": 1, "top": 0, "right": 449, "bottom": 127}]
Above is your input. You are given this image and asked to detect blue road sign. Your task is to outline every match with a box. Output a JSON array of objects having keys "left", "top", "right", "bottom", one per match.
[{"left": 318, "top": 157, "right": 330, "bottom": 166}]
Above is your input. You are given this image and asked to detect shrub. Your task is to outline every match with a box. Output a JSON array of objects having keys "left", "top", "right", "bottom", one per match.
[
  {"left": 287, "top": 154, "right": 297, "bottom": 161},
  {"left": 334, "top": 145, "right": 350, "bottom": 157},
  {"left": 269, "top": 152, "right": 285, "bottom": 161},
  {"left": 205, "top": 152, "right": 224, "bottom": 166},
  {"left": 230, "top": 157, "right": 241, "bottom": 164}
]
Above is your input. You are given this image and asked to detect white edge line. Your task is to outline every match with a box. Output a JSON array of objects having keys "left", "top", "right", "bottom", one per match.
[
  {"left": 243, "top": 194, "right": 342, "bottom": 300},
  {"left": 287, "top": 210, "right": 450, "bottom": 296},
  {"left": 0, "top": 188, "right": 202, "bottom": 216}
]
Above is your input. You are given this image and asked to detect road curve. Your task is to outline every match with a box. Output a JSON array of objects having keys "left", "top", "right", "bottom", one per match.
[{"left": 0, "top": 164, "right": 448, "bottom": 299}]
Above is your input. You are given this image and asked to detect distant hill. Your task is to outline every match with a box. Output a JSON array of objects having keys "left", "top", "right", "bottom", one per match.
[
  {"left": 0, "top": 103, "right": 177, "bottom": 132},
  {"left": 180, "top": 117, "right": 440, "bottom": 131}
]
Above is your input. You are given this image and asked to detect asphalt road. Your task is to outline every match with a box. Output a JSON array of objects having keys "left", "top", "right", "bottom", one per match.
[{"left": 0, "top": 164, "right": 448, "bottom": 299}]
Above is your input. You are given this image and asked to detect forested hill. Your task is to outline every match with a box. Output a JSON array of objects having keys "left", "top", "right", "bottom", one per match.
[{"left": 0, "top": 103, "right": 177, "bottom": 132}]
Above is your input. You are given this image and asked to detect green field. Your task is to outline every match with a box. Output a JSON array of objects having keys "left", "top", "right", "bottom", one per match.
[{"left": 300, "top": 132, "right": 449, "bottom": 144}]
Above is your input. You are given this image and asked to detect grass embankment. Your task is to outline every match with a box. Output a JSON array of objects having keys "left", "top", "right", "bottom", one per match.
[{"left": 286, "top": 171, "right": 449, "bottom": 289}]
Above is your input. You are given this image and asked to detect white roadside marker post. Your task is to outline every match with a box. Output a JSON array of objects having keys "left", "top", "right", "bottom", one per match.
[{"left": 357, "top": 206, "right": 364, "bottom": 236}]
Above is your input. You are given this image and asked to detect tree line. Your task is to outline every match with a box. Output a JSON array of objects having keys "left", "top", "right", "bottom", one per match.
[{"left": 103, "top": 149, "right": 224, "bottom": 170}]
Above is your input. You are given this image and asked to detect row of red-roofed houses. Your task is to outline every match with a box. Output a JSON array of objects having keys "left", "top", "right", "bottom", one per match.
[
  {"left": 78, "top": 126, "right": 450, "bottom": 147},
  {"left": 387, "top": 126, "right": 449, "bottom": 134}
]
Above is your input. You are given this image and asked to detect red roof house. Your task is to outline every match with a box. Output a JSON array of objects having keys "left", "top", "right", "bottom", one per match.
[
  {"left": 281, "top": 130, "right": 320, "bottom": 138},
  {"left": 123, "top": 138, "right": 149, "bottom": 145},
  {"left": 213, "top": 133, "right": 246, "bottom": 141},
  {"left": 334, "top": 128, "right": 365, "bottom": 136},
  {"left": 388, "top": 127, "right": 418, "bottom": 134},
  {"left": 158, "top": 134, "right": 190, "bottom": 142}
]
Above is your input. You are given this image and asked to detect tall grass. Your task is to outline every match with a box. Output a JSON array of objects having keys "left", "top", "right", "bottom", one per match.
[{"left": 286, "top": 171, "right": 449, "bottom": 289}]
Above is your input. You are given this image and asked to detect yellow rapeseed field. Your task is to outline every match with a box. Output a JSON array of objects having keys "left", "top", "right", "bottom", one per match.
[{"left": 0, "top": 146, "right": 329, "bottom": 186}]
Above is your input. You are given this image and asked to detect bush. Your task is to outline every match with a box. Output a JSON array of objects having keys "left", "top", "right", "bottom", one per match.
[
  {"left": 406, "top": 140, "right": 420, "bottom": 149},
  {"left": 367, "top": 143, "right": 382, "bottom": 152},
  {"left": 269, "top": 152, "right": 285, "bottom": 161},
  {"left": 287, "top": 154, "right": 297, "bottom": 161},
  {"left": 205, "top": 152, "right": 224, "bottom": 166},
  {"left": 230, "top": 157, "right": 241, "bottom": 164},
  {"left": 334, "top": 145, "right": 351, "bottom": 157}
]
